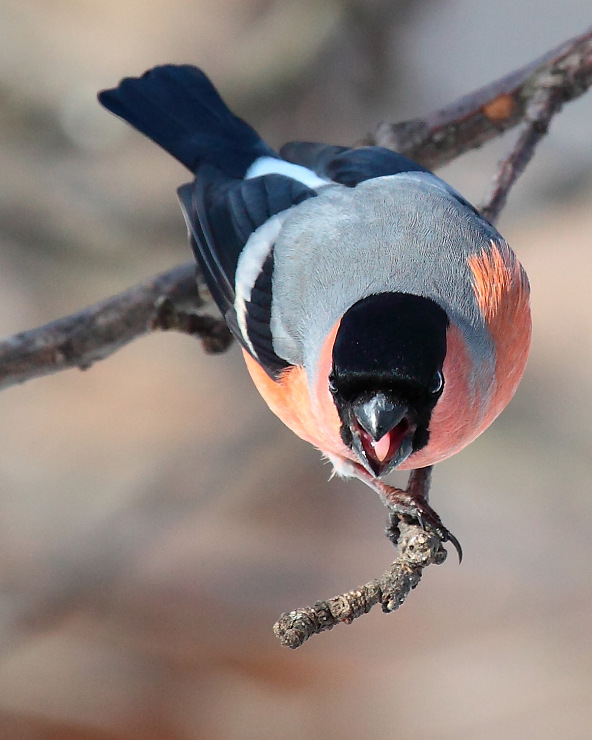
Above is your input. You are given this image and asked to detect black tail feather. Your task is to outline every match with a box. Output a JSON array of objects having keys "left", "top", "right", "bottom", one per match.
[{"left": 99, "top": 65, "right": 275, "bottom": 176}]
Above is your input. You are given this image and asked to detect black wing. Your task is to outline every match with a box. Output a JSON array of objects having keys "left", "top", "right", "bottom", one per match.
[
  {"left": 280, "top": 141, "right": 482, "bottom": 216},
  {"left": 279, "top": 142, "right": 431, "bottom": 188},
  {"left": 179, "top": 166, "right": 317, "bottom": 377}
]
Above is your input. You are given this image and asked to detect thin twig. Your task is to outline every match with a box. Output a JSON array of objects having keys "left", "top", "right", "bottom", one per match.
[
  {"left": 274, "top": 519, "right": 447, "bottom": 649},
  {"left": 363, "top": 26, "right": 592, "bottom": 170},
  {"left": 151, "top": 296, "right": 233, "bottom": 354},
  {"left": 273, "top": 466, "right": 458, "bottom": 648},
  {"left": 480, "top": 85, "right": 564, "bottom": 223}
]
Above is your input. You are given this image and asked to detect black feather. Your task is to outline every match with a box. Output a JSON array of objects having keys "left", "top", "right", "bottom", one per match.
[
  {"left": 99, "top": 64, "right": 274, "bottom": 175},
  {"left": 332, "top": 293, "right": 449, "bottom": 397},
  {"left": 178, "top": 167, "right": 317, "bottom": 376},
  {"left": 280, "top": 142, "right": 430, "bottom": 187}
]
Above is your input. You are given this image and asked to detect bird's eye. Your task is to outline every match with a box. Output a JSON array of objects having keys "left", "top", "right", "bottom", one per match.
[
  {"left": 429, "top": 371, "right": 444, "bottom": 395},
  {"left": 328, "top": 374, "right": 337, "bottom": 394}
]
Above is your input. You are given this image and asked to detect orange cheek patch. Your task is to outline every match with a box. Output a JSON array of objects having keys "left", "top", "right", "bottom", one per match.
[
  {"left": 468, "top": 241, "right": 532, "bottom": 424},
  {"left": 409, "top": 242, "right": 531, "bottom": 469},
  {"left": 242, "top": 320, "right": 348, "bottom": 460},
  {"left": 467, "top": 240, "right": 528, "bottom": 323},
  {"left": 404, "top": 239, "right": 532, "bottom": 469},
  {"left": 401, "top": 324, "right": 477, "bottom": 469},
  {"left": 407, "top": 242, "right": 531, "bottom": 470},
  {"left": 311, "top": 321, "right": 343, "bottom": 445}
]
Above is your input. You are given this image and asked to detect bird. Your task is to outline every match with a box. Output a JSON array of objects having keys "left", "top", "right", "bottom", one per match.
[{"left": 98, "top": 65, "right": 531, "bottom": 555}]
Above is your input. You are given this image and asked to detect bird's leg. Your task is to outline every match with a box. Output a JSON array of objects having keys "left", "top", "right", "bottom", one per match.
[
  {"left": 354, "top": 464, "right": 462, "bottom": 561},
  {"left": 386, "top": 467, "right": 462, "bottom": 561},
  {"left": 329, "top": 456, "right": 462, "bottom": 560}
]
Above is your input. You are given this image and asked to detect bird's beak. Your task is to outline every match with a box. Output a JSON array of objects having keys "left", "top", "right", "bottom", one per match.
[{"left": 350, "top": 393, "right": 414, "bottom": 477}]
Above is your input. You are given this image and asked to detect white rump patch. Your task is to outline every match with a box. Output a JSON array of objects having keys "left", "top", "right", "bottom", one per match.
[{"left": 245, "top": 156, "right": 329, "bottom": 190}]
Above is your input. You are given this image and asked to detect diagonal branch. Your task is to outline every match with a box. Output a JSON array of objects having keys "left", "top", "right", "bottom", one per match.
[
  {"left": 363, "top": 26, "right": 592, "bottom": 170},
  {"left": 479, "top": 84, "right": 564, "bottom": 224},
  {"left": 0, "top": 263, "right": 231, "bottom": 392}
]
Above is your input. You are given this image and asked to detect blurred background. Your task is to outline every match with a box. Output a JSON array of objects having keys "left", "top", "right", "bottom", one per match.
[{"left": 1, "top": 1, "right": 591, "bottom": 738}]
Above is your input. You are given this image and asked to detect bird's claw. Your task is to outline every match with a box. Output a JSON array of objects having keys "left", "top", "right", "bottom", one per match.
[
  {"left": 384, "top": 492, "right": 463, "bottom": 563},
  {"left": 352, "top": 464, "right": 463, "bottom": 562}
]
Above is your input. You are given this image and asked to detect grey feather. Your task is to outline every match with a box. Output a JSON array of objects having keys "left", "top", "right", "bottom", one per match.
[{"left": 268, "top": 172, "right": 502, "bottom": 402}]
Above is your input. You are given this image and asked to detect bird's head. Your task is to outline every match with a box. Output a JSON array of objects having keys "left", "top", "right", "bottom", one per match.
[{"left": 329, "top": 292, "right": 448, "bottom": 477}]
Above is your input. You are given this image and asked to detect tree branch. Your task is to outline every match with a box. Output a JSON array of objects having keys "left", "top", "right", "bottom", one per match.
[
  {"left": 1, "top": 28, "right": 590, "bottom": 392},
  {"left": 479, "top": 84, "right": 563, "bottom": 224},
  {"left": 0, "top": 263, "right": 231, "bottom": 391},
  {"left": 363, "top": 26, "right": 592, "bottom": 171},
  {"left": 274, "top": 517, "right": 447, "bottom": 649}
]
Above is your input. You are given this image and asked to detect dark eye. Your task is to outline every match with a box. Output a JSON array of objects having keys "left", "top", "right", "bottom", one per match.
[
  {"left": 429, "top": 371, "right": 444, "bottom": 395},
  {"left": 328, "top": 373, "right": 337, "bottom": 394}
]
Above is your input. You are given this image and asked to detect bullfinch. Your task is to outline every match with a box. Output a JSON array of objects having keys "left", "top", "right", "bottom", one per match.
[{"left": 99, "top": 65, "right": 531, "bottom": 551}]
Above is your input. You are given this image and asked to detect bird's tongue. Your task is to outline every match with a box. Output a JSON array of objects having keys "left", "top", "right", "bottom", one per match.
[
  {"left": 359, "top": 418, "right": 409, "bottom": 467},
  {"left": 369, "top": 431, "right": 392, "bottom": 462}
]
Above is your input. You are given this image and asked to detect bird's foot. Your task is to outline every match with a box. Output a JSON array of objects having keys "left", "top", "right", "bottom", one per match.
[
  {"left": 384, "top": 495, "right": 463, "bottom": 563},
  {"left": 378, "top": 468, "right": 463, "bottom": 563},
  {"left": 343, "top": 460, "right": 462, "bottom": 561}
]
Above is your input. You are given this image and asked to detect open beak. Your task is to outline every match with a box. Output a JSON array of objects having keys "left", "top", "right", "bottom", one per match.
[{"left": 350, "top": 393, "right": 415, "bottom": 477}]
